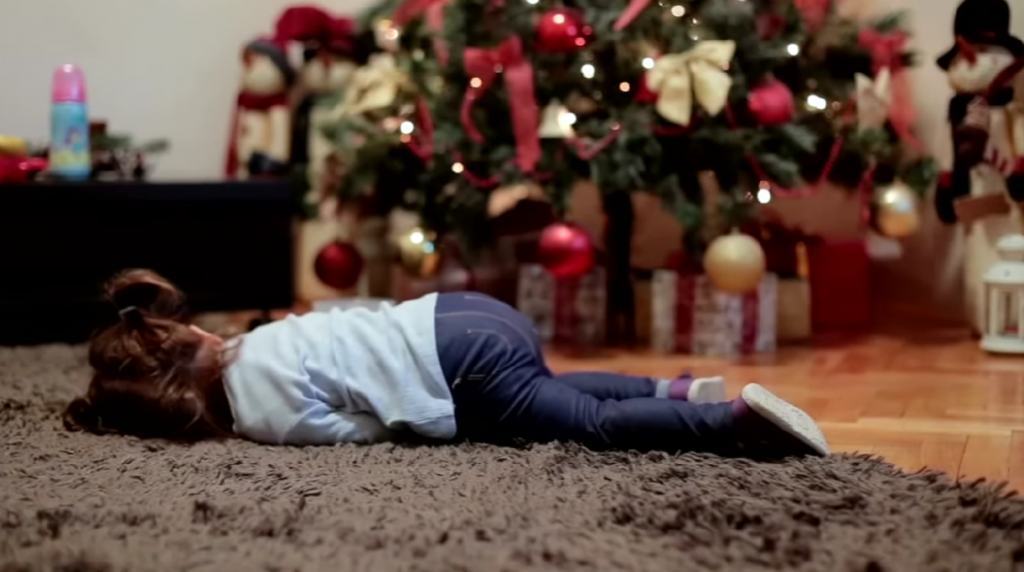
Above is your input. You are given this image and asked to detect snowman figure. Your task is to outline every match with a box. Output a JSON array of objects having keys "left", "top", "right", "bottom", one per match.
[
  {"left": 934, "top": 0, "right": 1024, "bottom": 332},
  {"left": 224, "top": 35, "right": 295, "bottom": 178}
]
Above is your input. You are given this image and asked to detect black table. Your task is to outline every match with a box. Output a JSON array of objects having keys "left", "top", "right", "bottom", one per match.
[{"left": 0, "top": 180, "right": 294, "bottom": 345}]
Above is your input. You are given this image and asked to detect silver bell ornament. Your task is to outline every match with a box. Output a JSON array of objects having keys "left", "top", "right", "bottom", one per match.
[{"left": 538, "top": 100, "right": 577, "bottom": 139}]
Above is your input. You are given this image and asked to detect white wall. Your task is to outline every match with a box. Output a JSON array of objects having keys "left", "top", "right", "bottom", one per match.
[{"left": 0, "top": 0, "right": 373, "bottom": 180}]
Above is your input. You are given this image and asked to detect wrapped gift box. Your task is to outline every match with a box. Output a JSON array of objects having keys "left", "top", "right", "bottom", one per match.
[
  {"left": 651, "top": 271, "right": 777, "bottom": 356},
  {"left": 517, "top": 264, "right": 606, "bottom": 352},
  {"left": 808, "top": 240, "right": 870, "bottom": 332},
  {"left": 777, "top": 278, "right": 812, "bottom": 342}
]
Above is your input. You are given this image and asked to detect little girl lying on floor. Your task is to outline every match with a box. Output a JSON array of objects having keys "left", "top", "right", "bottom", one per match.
[{"left": 64, "top": 270, "right": 829, "bottom": 457}]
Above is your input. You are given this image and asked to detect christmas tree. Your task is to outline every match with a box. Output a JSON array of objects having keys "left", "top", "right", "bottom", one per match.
[
  {"left": 327, "top": 0, "right": 934, "bottom": 345},
  {"left": 330, "top": 0, "right": 934, "bottom": 256}
]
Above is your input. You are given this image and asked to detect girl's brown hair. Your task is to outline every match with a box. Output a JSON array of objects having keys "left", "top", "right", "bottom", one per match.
[{"left": 63, "top": 270, "right": 233, "bottom": 441}]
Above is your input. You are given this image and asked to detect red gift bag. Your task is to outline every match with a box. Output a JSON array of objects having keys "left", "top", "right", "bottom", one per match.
[{"left": 808, "top": 240, "right": 870, "bottom": 332}]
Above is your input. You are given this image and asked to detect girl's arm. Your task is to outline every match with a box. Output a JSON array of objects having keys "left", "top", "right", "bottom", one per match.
[{"left": 285, "top": 403, "right": 395, "bottom": 445}]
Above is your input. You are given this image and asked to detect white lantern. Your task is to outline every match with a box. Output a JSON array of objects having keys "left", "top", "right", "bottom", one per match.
[{"left": 981, "top": 233, "right": 1024, "bottom": 354}]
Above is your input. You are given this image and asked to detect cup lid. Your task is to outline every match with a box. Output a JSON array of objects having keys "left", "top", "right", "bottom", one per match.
[{"left": 52, "top": 64, "right": 87, "bottom": 102}]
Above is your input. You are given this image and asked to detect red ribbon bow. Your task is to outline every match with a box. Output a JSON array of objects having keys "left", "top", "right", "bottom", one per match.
[
  {"left": 404, "top": 97, "right": 435, "bottom": 161},
  {"left": 858, "top": 29, "right": 907, "bottom": 74},
  {"left": 858, "top": 28, "right": 923, "bottom": 152},
  {"left": 461, "top": 36, "right": 541, "bottom": 173}
]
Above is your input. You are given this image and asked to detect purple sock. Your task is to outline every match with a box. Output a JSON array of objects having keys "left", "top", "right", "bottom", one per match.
[{"left": 655, "top": 372, "right": 693, "bottom": 400}]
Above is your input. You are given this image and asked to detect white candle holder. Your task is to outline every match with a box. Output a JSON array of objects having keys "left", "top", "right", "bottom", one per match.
[{"left": 981, "top": 233, "right": 1024, "bottom": 354}]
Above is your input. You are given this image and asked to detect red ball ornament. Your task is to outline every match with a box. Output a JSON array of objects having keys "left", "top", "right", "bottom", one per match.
[
  {"left": 314, "top": 240, "right": 364, "bottom": 290},
  {"left": 748, "top": 79, "right": 795, "bottom": 127},
  {"left": 536, "top": 8, "right": 591, "bottom": 53},
  {"left": 538, "top": 222, "right": 595, "bottom": 278}
]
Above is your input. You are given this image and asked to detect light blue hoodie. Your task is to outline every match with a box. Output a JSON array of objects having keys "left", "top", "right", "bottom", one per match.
[{"left": 222, "top": 293, "right": 453, "bottom": 445}]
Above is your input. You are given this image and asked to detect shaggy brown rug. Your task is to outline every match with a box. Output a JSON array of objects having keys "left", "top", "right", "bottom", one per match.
[{"left": 2, "top": 346, "right": 1023, "bottom": 572}]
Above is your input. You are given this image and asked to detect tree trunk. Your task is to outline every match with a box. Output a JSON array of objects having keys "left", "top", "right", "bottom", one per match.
[{"left": 602, "top": 190, "right": 635, "bottom": 347}]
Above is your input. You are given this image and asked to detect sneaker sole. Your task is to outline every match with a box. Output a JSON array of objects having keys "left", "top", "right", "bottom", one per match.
[
  {"left": 688, "top": 377, "right": 727, "bottom": 404},
  {"left": 740, "top": 384, "right": 830, "bottom": 456}
]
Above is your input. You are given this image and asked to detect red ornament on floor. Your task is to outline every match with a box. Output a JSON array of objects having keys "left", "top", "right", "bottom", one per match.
[
  {"left": 314, "top": 240, "right": 364, "bottom": 290},
  {"left": 536, "top": 8, "right": 590, "bottom": 53},
  {"left": 538, "top": 223, "right": 595, "bottom": 278},
  {"left": 748, "top": 80, "right": 795, "bottom": 127}
]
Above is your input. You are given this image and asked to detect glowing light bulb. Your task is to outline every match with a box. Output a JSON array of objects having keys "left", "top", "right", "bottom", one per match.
[
  {"left": 756, "top": 187, "right": 772, "bottom": 204},
  {"left": 619, "top": 82, "right": 631, "bottom": 92},
  {"left": 409, "top": 231, "right": 425, "bottom": 244},
  {"left": 553, "top": 14, "right": 565, "bottom": 24},
  {"left": 399, "top": 121, "right": 414, "bottom": 135},
  {"left": 670, "top": 5, "right": 686, "bottom": 17},
  {"left": 787, "top": 43, "right": 800, "bottom": 56},
  {"left": 452, "top": 162, "right": 465, "bottom": 173},
  {"left": 806, "top": 94, "right": 827, "bottom": 111},
  {"left": 470, "top": 77, "right": 483, "bottom": 88},
  {"left": 526, "top": 0, "right": 539, "bottom": 4},
  {"left": 642, "top": 57, "right": 655, "bottom": 69},
  {"left": 581, "top": 63, "right": 595, "bottom": 78},
  {"left": 561, "top": 112, "right": 577, "bottom": 126}
]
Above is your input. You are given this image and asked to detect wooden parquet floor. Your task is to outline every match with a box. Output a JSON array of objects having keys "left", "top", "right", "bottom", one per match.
[{"left": 546, "top": 329, "right": 1024, "bottom": 493}]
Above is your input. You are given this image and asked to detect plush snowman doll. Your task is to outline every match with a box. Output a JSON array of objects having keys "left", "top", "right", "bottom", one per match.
[
  {"left": 934, "top": 0, "right": 1024, "bottom": 332},
  {"left": 224, "top": 37, "right": 295, "bottom": 179}
]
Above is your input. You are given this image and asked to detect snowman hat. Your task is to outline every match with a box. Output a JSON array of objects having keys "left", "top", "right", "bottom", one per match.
[
  {"left": 326, "top": 17, "right": 357, "bottom": 58},
  {"left": 244, "top": 36, "right": 296, "bottom": 85},
  {"left": 276, "top": 6, "right": 332, "bottom": 46},
  {"left": 937, "top": 0, "right": 1024, "bottom": 70}
]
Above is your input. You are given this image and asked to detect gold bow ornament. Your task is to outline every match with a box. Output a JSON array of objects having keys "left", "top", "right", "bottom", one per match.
[
  {"left": 646, "top": 40, "right": 736, "bottom": 127},
  {"left": 335, "top": 53, "right": 408, "bottom": 117}
]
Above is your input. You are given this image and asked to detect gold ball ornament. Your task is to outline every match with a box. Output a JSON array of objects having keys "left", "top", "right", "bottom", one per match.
[
  {"left": 703, "top": 232, "right": 767, "bottom": 294},
  {"left": 873, "top": 181, "right": 920, "bottom": 239},
  {"left": 395, "top": 227, "right": 441, "bottom": 278}
]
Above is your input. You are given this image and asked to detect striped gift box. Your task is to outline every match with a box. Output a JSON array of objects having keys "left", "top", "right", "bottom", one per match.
[
  {"left": 651, "top": 272, "right": 777, "bottom": 356},
  {"left": 517, "top": 264, "right": 606, "bottom": 352}
]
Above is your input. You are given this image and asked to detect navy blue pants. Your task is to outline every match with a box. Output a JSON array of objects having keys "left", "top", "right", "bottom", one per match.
[{"left": 434, "top": 293, "right": 735, "bottom": 452}]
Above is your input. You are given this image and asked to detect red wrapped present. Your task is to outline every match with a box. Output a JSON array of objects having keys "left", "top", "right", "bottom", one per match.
[{"left": 807, "top": 240, "right": 870, "bottom": 332}]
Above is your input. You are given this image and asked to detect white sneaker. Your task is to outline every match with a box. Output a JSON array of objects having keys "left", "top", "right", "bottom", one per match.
[
  {"left": 739, "top": 383, "right": 830, "bottom": 456},
  {"left": 688, "top": 376, "right": 727, "bottom": 404}
]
